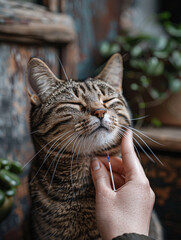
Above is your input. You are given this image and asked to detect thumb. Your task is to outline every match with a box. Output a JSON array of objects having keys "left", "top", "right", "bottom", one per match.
[{"left": 91, "top": 159, "right": 111, "bottom": 193}]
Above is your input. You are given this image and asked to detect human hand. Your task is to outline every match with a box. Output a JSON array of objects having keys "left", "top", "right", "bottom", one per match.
[{"left": 91, "top": 130, "right": 155, "bottom": 240}]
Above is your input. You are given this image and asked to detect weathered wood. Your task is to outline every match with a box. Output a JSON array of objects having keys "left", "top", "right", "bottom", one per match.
[
  {"left": 141, "top": 153, "right": 181, "bottom": 240},
  {"left": 65, "top": 0, "right": 132, "bottom": 79},
  {"left": 137, "top": 126, "right": 181, "bottom": 240},
  {"left": 59, "top": 0, "right": 66, "bottom": 12},
  {"left": 61, "top": 42, "right": 78, "bottom": 80},
  {"left": 48, "top": 0, "right": 59, "bottom": 12},
  {"left": 136, "top": 127, "right": 181, "bottom": 152},
  {"left": 0, "top": 0, "right": 76, "bottom": 44},
  {"left": 0, "top": 43, "right": 59, "bottom": 239}
]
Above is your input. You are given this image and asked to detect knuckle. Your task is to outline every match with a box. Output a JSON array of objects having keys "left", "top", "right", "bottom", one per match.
[{"left": 137, "top": 177, "right": 150, "bottom": 190}]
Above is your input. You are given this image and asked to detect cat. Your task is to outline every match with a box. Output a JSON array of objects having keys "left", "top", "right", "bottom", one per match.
[{"left": 27, "top": 53, "right": 163, "bottom": 240}]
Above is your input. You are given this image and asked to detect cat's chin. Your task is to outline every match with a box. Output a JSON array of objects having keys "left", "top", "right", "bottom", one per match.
[{"left": 78, "top": 128, "right": 119, "bottom": 155}]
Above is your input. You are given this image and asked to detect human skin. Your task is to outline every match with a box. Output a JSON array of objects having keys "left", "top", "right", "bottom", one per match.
[{"left": 91, "top": 130, "right": 155, "bottom": 240}]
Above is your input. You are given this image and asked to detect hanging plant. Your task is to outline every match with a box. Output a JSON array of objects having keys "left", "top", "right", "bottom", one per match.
[
  {"left": 0, "top": 158, "right": 22, "bottom": 222},
  {"left": 99, "top": 12, "right": 181, "bottom": 127}
]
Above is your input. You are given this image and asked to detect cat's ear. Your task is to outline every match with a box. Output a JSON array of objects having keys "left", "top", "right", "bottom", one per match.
[
  {"left": 27, "top": 58, "right": 62, "bottom": 105},
  {"left": 95, "top": 53, "right": 123, "bottom": 91}
]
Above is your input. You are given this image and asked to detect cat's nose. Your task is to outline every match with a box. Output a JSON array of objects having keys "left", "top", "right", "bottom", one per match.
[{"left": 93, "top": 108, "right": 107, "bottom": 119}]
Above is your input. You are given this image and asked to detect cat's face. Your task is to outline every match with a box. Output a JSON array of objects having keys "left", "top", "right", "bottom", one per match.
[{"left": 27, "top": 54, "right": 131, "bottom": 155}]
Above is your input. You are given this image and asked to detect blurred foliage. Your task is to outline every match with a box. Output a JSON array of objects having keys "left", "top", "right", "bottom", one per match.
[
  {"left": 0, "top": 158, "right": 22, "bottom": 222},
  {"left": 99, "top": 12, "right": 181, "bottom": 126}
]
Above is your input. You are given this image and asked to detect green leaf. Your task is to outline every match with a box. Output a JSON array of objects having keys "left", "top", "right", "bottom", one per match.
[
  {"left": 0, "top": 196, "right": 13, "bottom": 222},
  {"left": 130, "top": 59, "right": 146, "bottom": 71},
  {"left": 169, "top": 78, "right": 181, "bottom": 92},
  {"left": 130, "top": 83, "right": 139, "bottom": 91},
  {"left": 153, "top": 51, "right": 169, "bottom": 59},
  {"left": 150, "top": 88, "right": 160, "bottom": 99},
  {"left": 146, "top": 57, "right": 164, "bottom": 76},
  {"left": 109, "top": 43, "right": 121, "bottom": 55},
  {"left": 164, "top": 22, "right": 181, "bottom": 37},
  {"left": 115, "top": 35, "right": 126, "bottom": 44},
  {"left": 10, "top": 161, "right": 23, "bottom": 174},
  {"left": 158, "top": 12, "right": 171, "bottom": 21},
  {"left": 153, "top": 37, "right": 168, "bottom": 51},
  {"left": 140, "top": 76, "right": 150, "bottom": 88},
  {"left": 5, "top": 188, "right": 16, "bottom": 197},
  {"left": 170, "top": 51, "right": 181, "bottom": 69},
  {"left": 0, "top": 169, "right": 20, "bottom": 188},
  {"left": 130, "top": 46, "right": 142, "bottom": 57},
  {"left": 151, "top": 118, "right": 162, "bottom": 127},
  {"left": 126, "top": 34, "right": 152, "bottom": 46},
  {"left": 0, "top": 159, "right": 9, "bottom": 169},
  {"left": 0, "top": 190, "right": 5, "bottom": 207},
  {"left": 100, "top": 42, "right": 111, "bottom": 57},
  {"left": 139, "top": 102, "right": 146, "bottom": 109}
]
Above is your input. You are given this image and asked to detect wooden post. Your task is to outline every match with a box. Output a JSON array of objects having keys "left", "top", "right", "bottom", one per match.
[
  {"left": 48, "top": 0, "right": 59, "bottom": 12},
  {"left": 61, "top": 42, "right": 78, "bottom": 80}
]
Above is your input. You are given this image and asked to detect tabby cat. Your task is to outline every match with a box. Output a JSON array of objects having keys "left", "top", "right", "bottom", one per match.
[{"left": 28, "top": 54, "right": 162, "bottom": 240}]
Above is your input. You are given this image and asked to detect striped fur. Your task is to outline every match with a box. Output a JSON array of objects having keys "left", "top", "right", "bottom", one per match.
[{"left": 28, "top": 54, "right": 131, "bottom": 239}]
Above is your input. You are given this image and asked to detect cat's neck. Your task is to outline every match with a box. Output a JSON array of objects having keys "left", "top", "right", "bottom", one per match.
[{"left": 32, "top": 149, "right": 94, "bottom": 194}]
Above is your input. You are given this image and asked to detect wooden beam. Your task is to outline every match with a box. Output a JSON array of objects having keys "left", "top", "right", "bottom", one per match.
[
  {"left": 135, "top": 127, "right": 181, "bottom": 152},
  {"left": 60, "top": 42, "right": 78, "bottom": 80},
  {"left": 0, "top": 1, "right": 76, "bottom": 44},
  {"left": 48, "top": 0, "right": 59, "bottom": 12}
]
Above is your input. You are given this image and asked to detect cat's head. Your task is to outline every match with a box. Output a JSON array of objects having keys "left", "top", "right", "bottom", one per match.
[{"left": 27, "top": 53, "right": 131, "bottom": 155}]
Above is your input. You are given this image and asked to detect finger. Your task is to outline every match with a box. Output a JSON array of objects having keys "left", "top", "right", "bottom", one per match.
[
  {"left": 113, "top": 172, "right": 125, "bottom": 189},
  {"left": 91, "top": 159, "right": 112, "bottom": 193},
  {"left": 121, "top": 129, "right": 145, "bottom": 179},
  {"left": 97, "top": 156, "right": 124, "bottom": 175}
]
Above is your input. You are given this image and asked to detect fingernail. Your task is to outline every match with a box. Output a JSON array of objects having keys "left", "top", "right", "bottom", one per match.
[{"left": 92, "top": 159, "right": 100, "bottom": 171}]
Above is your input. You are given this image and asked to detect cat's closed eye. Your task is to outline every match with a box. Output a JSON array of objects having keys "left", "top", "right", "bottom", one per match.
[
  {"left": 63, "top": 102, "right": 86, "bottom": 111},
  {"left": 103, "top": 98, "right": 123, "bottom": 108},
  {"left": 103, "top": 97, "right": 115, "bottom": 103}
]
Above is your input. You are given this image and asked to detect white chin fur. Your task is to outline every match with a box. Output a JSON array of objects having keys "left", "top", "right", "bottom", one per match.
[{"left": 78, "top": 128, "right": 118, "bottom": 155}]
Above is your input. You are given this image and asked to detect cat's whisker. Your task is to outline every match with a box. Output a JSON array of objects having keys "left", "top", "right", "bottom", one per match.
[
  {"left": 129, "top": 115, "right": 149, "bottom": 121},
  {"left": 130, "top": 129, "right": 163, "bottom": 165},
  {"left": 117, "top": 129, "right": 141, "bottom": 160},
  {"left": 119, "top": 128, "right": 147, "bottom": 159},
  {"left": 70, "top": 130, "right": 86, "bottom": 186},
  {"left": 44, "top": 131, "right": 78, "bottom": 180},
  {"left": 69, "top": 133, "right": 86, "bottom": 201},
  {"left": 117, "top": 131, "right": 141, "bottom": 161},
  {"left": 48, "top": 129, "right": 86, "bottom": 186},
  {"left": 23, "top": 133, "right": 67, "bottom": 169},
  {"left": 70, "top": 140, "right": 81, "bottom": 192},
  {"left": 29, "top": 130, "right": 40, "bottom": 135},
  {"left": 120, "top": 126, "right": 162, "bottom": 164},
  {"left": 49, "top": 131, "right": 82, "bottom": 187},
  {"left": 44, "top": 130, "right": 74, "bottom": 162},
  {"left": 86, "top": 134, "right": 95, "bottom": 153},
  {"left": 43, "top": 130, "right": 75, "bottom": 167},
  {"left": 56, "top": 55, "right": 69, "bottom": 82},
  {"left": 76, "top": 135, "right": 86, "bottom": 164},
  {"left": 70, "top": 136, "right": 80, "bottom": 185},
  {"left": 128, "top": 126, "right": 163, "bottom": 146},
  {"left": 73, "top": 137, "right": 85, "bottom": 198},
  {"left": 30, "top": 130, "right": 74, "bottom": 183}
]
